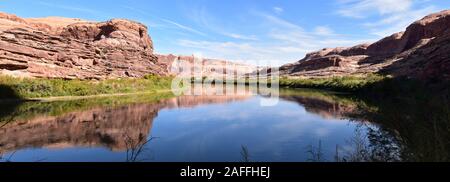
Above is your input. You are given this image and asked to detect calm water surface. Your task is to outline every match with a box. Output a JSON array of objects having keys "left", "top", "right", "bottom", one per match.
[{"left": 0, "top": 87, "right": 447, "bottom": 162}]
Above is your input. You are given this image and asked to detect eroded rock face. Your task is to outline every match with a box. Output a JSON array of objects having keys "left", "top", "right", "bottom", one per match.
[
  {"left": 281, "top": 10, "right": 450, "bottom": 81},
  {"left": 0, "top": 12, "right": 166, "bottom": 79}
]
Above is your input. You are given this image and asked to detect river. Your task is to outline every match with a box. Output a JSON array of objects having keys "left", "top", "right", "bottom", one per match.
[{"left": 0, "top": 86, "right": 448, "bottom": 162}]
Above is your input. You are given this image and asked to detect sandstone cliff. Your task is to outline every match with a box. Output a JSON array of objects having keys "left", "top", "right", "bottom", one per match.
[
  {"left": 0, "top": 12, "right": 166, "bottom": 79},
  {"left": 156, "top": 54, "right": 257, "bottom": 78},
  {"left": 2, "top": 10, "right": 449, "bottom": 81},
  {"left": 281, "top": 10, "right": 450, "bottom": 81}
]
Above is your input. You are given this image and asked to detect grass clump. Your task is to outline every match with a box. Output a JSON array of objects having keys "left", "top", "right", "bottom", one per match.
[
  {"left": 189, "top": 74, "right": 389, "bottom": 92},
  {"left": 279, "top": 74, "right": 388, "bottom": 92},
  {"left": 0, "top": 92, "right": 175, "bottom": 124},
  {"left": 0, "top": 75, "right": 173, "bottom": 99}
]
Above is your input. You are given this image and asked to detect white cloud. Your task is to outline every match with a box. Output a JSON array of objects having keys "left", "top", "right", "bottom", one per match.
[
  {"left": 314, "top": 26, "right": 335, "bottom": 36},
  {"left": 336, "top": 0, "right": 439, "bottom": 37},
  {"left": 368, "top": 6, "right": 436, "bottom": 36},
  {"left": 258, "top": 12, "right": 370, "bottom": 48},
  {"left": 36, "top": 1, "right": 101, "bottom": 15},
  {"left": 176, "top": 12, "right": 373, "bottom": 66},
  {"left": 274, "top": 46, "right": 311, "bottom": 54},
  {"left": 177, "top": 40, "right": 307, "bottom": 67},
  {"left": 273, "top": 7, "right": 284, "bottom": 14},
  {"left": 177, "top": 39, "right": 275, "bottom": 61},
  {"left": 185, "top": 6, "right": 258, "bottom": 41},
  {"left": 337, "top": 0, "right": 413, "bottom": 18},
  {"left": 161, "top": 18, "right": 208, "bottom": 37},
  {"left": 257, "top": 12, "right": 304, "bottom": 30},
  {"left": 224, "top": 33, "right": 259, "bottom": 41},
  {"left": 120, "top": 5, "right": 209, "bottom": 36}
]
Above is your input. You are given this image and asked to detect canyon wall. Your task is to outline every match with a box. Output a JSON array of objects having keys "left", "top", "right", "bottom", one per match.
[
  {"left": 0, "top": 12, "right": 256, "bottom": 80},
  {"left": 0, "top": 12, "right": 166, "bottom": 79},
  {"left": 156, "top": 54, "right": 257, "bottom": 78},
  {"left": 2, "top": 10, "right": 449, "bottom": 81},
  {"left": 281, "top": 10, "right": 450, "bottom": 81}
]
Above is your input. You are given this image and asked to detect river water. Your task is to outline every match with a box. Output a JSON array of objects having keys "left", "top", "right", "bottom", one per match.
[{"left": 0, "top": 86, "right": 448, "bottom": 162}]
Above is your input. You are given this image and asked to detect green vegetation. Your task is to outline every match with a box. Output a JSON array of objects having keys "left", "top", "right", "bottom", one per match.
[
  {"left": 279, "top": 74, "right": 388, "bottom": 92},
  {"left": 350, "top": 81, "right": 450, "bottom": 162},
  {"left": 0, "top": 75, "right": 173, "bottom": 99},
  {"left": 278, "top": 77, "right": 450, "bottom": 162},
  {"left": 190, "top": 74, "right": 389, "bottom": 92},
  {"left": 301, "top": 79, "right": 450, "bottom": 162},
  {"left": 0, "top": 92, "right": 175, "bottom": 125}
]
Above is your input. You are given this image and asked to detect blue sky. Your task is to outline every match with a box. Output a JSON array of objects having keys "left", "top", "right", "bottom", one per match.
[{"left": 1, "top": 0, "right": 449, "bottom": 66}]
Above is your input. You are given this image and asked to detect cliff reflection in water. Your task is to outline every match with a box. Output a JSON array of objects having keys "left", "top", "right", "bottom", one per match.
[
  {"left": 1, "top": 86, "right": 449, "bottom": 162},
  {"left": 278, "top": 88, "right": 450, "bottom": 162},
  {"left": 0, "top": 90, "right": 253, "bottom": 155}
]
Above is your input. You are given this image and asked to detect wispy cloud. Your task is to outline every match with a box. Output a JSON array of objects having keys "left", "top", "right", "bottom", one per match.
[
  {"left": 336, "top": 0, "right": 414, "bottom": 18},
  {"left": 176, "top": 39, "right": 281, "bottom": 66},
  {"left": 256, "top": 12, "right": 304, "bottom": 30},
  {"left": 335, "top": 0, "right": 438, "bottom": 37},
  {"left": 120, "top": 5, "right": 207, "bottom": 37},
  {"left": 364, "top": 6, "right": 437, "bottom": 36},
  {"left": 223, "top": 33, "right": 259, "bottom": 41},
  {"left": 273, "top": 7, "right": 284, "bottom": 14},
  {"left": 36, "top": 1, "right": 100, "bottom": 15},
  {"left": 123, "top": 6, "right": 258, "bottom": 41},
  {"left": 177, "top": 11, "right": 374, "bottom": 66},
  {"left": 184, "top": 6, "right": 258, "bottom": 41},
  {"left": 161, "top": 18, "right": 208, "bottom": 37},
  {"left": 257, "top": 11, "right": 371, "bottom": 46},
  {"left": 314, "top": 26, "right": 335, "bottom": 36}
]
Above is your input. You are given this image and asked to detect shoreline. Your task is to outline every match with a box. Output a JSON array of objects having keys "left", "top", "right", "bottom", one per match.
[
  {"left": 30, "top": 89, "right": 174, "bottom": 102},
  {"left": 0, "top": 90, "right": 174, "bottom": 102},
  {"left": 0, "top": 75, "right": 174, "bottom": 101},
  {"left": 1, "top": 74, "right": 445, "bottom": 102}
]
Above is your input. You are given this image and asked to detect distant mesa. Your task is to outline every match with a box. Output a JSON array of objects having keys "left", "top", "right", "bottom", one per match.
[{"left": 156, "top": 54, "right": 257, "bottom": 78}]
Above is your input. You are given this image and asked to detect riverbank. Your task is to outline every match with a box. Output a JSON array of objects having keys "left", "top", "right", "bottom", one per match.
[
  {"left": 1, "top": 73, "right": 447, "bottom": 101},
  {"left": 279, "top": 74, "right": 388, "bottom": 92},
  {"left": 192, "top": 74, "right": 405, "bottom": 93},
  {"left": 0, "top": 75, "right": 173, "bottom": 100},
  {"left": 0, "top": 91, "right": 176, "bottom": 126}
]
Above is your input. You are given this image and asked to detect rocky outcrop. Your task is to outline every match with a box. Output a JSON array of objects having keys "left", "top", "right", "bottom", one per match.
[
  {"left": 281, "top": 10, "right": 450, "bottom": 81},
  {"left": 156, "top": 54, "right": 257, "bottom": 78},
  {"left": 0, "top": 12, "right": 166, "bottom": 79}
]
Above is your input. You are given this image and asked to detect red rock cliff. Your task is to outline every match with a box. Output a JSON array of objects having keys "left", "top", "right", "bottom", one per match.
[
  {"left": 281, "top": 10, "right": 450, "bottom": 81},
  {"left": 156, "top": 54, "right": 257, "bottom": 78},
  {"left": 0, "top": 12, "right": 167, "bottom": 79}
]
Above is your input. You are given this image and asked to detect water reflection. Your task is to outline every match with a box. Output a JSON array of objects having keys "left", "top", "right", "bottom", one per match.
[
  {"left": 0, "top": 86, "right": 448, "bottom": 162},
  {"left": 125, "top": 136, "right": 157, "bottom": 162},
  {"left": 0, "top": 103, "right": 157, "bottom": 153},
  {"left": 0, "top": 92, "right": 252, "bottom": 159},
  {"left": 280, "top": 87, "right": 450, "bottom": 162}
]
